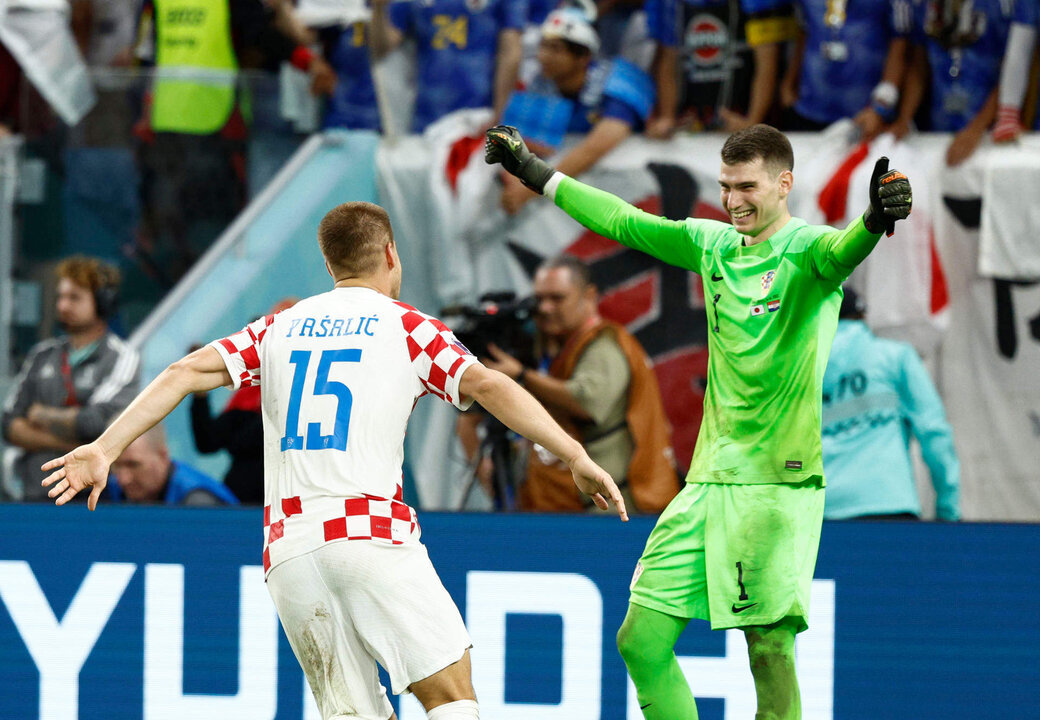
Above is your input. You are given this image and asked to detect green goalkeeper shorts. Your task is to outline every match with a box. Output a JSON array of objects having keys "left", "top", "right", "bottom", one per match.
[{"left": 629, "top": 479, "right": 824, "bottom": 632}]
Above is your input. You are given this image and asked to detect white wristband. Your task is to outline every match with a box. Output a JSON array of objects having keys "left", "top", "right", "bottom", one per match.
[
  {"left": 543, "top": 172, "right": 565, "bottom": 201},
  {"left": 870, "top": 81, "right": 900, "bottom": 109}
]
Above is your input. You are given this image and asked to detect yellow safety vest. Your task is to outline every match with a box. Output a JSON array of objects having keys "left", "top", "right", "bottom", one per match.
[{"left": 151, "top": 0, "right": 237, "bottom": 134}]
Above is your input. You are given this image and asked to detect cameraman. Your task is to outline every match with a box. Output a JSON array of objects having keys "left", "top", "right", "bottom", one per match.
[{"left": 483, "top": 255, "right": 679, "bottom": 514}]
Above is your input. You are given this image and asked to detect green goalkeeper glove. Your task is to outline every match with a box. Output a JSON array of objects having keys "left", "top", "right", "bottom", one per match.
[
  {"left": 863, "top": 156, "right": 912, "bottom": 236},
  {"left": 484, "top": 125, "right": 556, "bottom": 194}
]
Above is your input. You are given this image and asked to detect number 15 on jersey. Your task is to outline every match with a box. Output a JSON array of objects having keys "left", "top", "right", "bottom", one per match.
[{"left": 281, "top": 349, "right": 362, "bottom": 452}]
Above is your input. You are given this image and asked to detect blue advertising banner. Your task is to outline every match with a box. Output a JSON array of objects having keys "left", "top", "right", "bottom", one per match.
[{"left": 1, "top": 505, "right": 1037, "bottom": 719}]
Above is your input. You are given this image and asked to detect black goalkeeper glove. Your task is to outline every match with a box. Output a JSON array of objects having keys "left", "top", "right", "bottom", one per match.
[
  {"left": 863, "top": 156, "right": 912, "bottom": 236},
  {"left": 484, "top": 125, "right": 556, "bottom": 194}
]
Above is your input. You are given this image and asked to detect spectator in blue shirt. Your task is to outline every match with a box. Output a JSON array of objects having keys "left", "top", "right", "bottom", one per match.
[
  {"left": 993, "top": 0, "right": 1040, "bottom": 141},
  {"left": 107, "top": 425, "right": 239, "bottom": 506},
  {"left": 320, "top": 13, "right": 383, "bottom": 132},
  {"left": 822, "top": 288, "right": 960, "bottom": 521},
  {"left": 370, "top": 0, "right": 528, "bottom": 132},
  {"left": 644, "top": 0, "right": 797, "bottom": 137},
  {"left": 900, "top": 0, "right": 1030, "bottom": 165},
  {"left": 780, "top": 0, "right": 912, "bottom": 141},
  {"left": 497, "top": 7, "right": 654, "bottom": 213}
]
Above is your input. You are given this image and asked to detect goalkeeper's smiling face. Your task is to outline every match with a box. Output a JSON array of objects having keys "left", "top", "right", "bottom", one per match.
[{"left": 718, "top": 157, "right": 793, "bottom": 240}]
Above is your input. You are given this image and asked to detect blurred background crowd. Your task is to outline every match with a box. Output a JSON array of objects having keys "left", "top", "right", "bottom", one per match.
[{"left": 0, "top": 0, "right": 1037, "bottom": 517}]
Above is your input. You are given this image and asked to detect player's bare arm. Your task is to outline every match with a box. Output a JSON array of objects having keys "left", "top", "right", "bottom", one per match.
[
  {"left": 369, "top": 0, "right": 405, "bottom": 58},
  {"left": 40, "top": 346, "right": 232, "bottom": 510},
  {"left": 458, "top": 362, "right": 629, "bottom": 520},
  {"left": 492, "top": 29, "right": 523, "bottom": 121}
]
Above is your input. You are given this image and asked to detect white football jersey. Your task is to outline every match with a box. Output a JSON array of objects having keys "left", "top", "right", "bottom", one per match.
[{"left": 210, "top": 287, "right": 477, "bottom": 575}]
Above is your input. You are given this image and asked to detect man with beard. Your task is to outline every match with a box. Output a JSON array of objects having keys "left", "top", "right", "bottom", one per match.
[
  {"left": 2, "top": 256, "right": 139, "bottom": 501},
  {"left": 481, "top": 255, "right": 679, "bottom": 515}
]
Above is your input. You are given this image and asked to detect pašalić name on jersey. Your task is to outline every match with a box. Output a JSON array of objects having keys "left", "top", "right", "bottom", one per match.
[{"left": 286, "top": 315, "right": 379, "bottom": 338}]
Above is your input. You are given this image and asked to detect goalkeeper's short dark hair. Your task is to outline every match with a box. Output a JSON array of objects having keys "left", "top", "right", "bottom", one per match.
[{"left": 721, "top": 124, "right": 794, "bottom": 176}]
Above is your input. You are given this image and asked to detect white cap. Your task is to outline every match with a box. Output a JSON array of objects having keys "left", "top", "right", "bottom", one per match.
[{"left": 541, "top": 8, "right": 600, "bottom": 54}]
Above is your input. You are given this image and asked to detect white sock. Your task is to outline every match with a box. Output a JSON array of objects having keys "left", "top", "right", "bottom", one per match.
[{"left": 426, "top": 698, "right": 479, "bottom": 719}]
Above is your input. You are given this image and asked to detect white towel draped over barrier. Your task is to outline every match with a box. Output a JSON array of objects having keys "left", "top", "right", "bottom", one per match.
[
  {"left": 0, "top": 2, "right": 96, "bottom": 126},
  {"left": 979, "top": 137, "right": 1040, "bottom": 280}
]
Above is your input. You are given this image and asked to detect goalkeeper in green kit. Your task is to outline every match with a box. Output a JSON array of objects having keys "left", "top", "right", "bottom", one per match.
[{"left": 485, "top": 124, "right": 912, "bottom": 720}]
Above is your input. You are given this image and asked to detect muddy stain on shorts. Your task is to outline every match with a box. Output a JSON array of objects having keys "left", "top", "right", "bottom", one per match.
[{"left": 298, "top": 603, "right": 357, "bottom": 717}]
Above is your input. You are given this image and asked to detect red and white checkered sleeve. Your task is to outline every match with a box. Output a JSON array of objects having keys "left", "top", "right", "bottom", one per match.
[
  {"left": 208, "top": 314, "right": 275, "bottom": 390},
  {"left": 395, "top": 302, "right": 479, "bottom": 410}
]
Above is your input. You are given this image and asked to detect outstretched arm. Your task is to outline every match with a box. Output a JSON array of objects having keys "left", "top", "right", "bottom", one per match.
[
  {"left": 458, "top": 362, "right": 628, "bottom": 520},
  {"left": 485, "top": 125, "right": 709, "bottom": 272},
  {"left": 41, "top": 347, "right": 232, "bottom": 509},
  {"left": 500, "top": 119, "right": 633, "bottom": 215},
  {"left": 811, "top": 157, "right": 912, "bottom": 282},
  {"left": 550, "top": 174, "right": 703, "bottom": 271}
]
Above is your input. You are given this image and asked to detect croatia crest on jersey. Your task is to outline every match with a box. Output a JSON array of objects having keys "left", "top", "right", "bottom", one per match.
[{"left": 761, "top": 270, "right": 776, "bottom": 293}]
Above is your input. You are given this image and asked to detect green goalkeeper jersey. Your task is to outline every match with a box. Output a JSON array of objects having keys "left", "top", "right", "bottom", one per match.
[{"left": 554, "top": 175, "right": 883, "bottom": 485}]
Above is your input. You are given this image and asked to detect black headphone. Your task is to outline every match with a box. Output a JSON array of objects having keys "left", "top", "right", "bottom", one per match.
[{"left": 94, "top": 266, "right": 120, "bottom": 320}]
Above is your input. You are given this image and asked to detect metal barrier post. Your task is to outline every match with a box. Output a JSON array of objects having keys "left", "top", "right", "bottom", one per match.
[{"left": 0, "top": 134, "right": 22, "bottom": 380}]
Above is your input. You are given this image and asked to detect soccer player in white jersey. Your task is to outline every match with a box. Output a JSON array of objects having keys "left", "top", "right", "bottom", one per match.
[{"left": 41, "top": 201, "right": 628, "bottom": 720}]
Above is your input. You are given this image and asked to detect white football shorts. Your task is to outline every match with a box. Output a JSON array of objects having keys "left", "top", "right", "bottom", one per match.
[{"left": 267, "top": 538, "right": 472, "bottom": 720}]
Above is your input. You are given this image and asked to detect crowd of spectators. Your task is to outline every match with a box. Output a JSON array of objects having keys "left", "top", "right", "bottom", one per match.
[
  {"left": 2, "top": 0, "right": 1028, "bottom": 513},
  {"left": 312, "top": 0, "right": 1036, "bottom": 166},
  {"left": 1, "top": 0, "right": 1034, "bottom": 282},
  {"left": 5, "top": 1, "right": 1035, "bottom": 161}
]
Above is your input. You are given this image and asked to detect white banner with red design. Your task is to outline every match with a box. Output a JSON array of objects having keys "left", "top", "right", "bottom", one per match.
[{"left": 378, "top": 119, "right": 1040, "bottom": 520}]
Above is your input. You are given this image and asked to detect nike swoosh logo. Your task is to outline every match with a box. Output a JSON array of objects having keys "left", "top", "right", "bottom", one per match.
[
  {"left": 711, "top": 273, "right": 723, "bottom": 282},
  {"left": 731, "top": 602, "right": 757, "bottom": 613},
  {"left": 640, "top": 703, "right": 653, "bottom": 710}
]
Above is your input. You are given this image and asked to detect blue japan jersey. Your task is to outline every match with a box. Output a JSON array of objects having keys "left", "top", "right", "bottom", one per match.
[
  {"left": 501, "top": 58, "right": 655, "bottom": 147},
  {"left": 645, "top": 0, "right": 793, "bottom": 128},
  {"left": 794, "top": 0, "right": 911, "bottom": 124},
  {"left": 913, "top": 0, "right": 1025, "bottom": 131},
  {"left": 391, "top": 0, "right": 528, "bottom": 132},
  {"left": 324, "top": 22, "right": 381, "bottom": 131},
  {"left": 647, "top": 0, "right": 790, "bottom": 45},
  {"left": 527, "top": 0, "right": 556, "bottom": 24}
]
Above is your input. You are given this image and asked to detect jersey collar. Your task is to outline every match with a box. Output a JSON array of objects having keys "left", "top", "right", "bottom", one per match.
[{"left": 725, "top": 217, "right": 806, "bottom": 257}]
